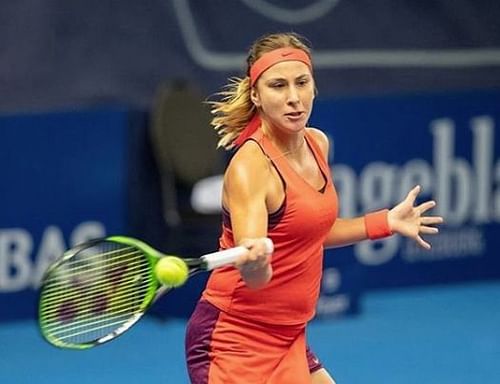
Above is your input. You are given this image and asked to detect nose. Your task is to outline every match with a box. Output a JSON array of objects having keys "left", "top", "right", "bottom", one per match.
[{"left": 287, "top": 85, "right": 300, "bottom": 104}]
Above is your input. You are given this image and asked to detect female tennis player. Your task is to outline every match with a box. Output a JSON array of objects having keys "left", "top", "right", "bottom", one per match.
[{"left": 185, "top": 32, "right": 443, "bottom": 383}]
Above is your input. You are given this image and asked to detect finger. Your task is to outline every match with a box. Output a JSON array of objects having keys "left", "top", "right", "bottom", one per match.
[
  {"left": 406, "top": 185, "right": 421, "bottom": 204},
  {"left": 419, "top": 226, "right": 439, "bottom": 235},
  {"left": 256, "top": 255, "right": 270, "bottom": 269},
  {"left": 238, "top": 238, "right": 255, "bottom": 250},
  {"left": 421, "top": 216, "right": 444, "bottom": 225},
  {"left": 415, "top": 235, "right": 431, "bottom": 250},
  {"left": 247, "top": 251, "right": 258, "bottom": 262},
  {"left": 235, "top": 238, "right": 271, "bottom": 269},
  {"left": 239, "top": 254, "right": 269, "bottom": 272},
  {"left": 256, "top": 237, "right": 273, "bottom": 255},
  {"left": 234, "top": 252, "right": 250, "bottom": 268},
  {"left": 250, "top": 244, "right": 271, "bottom": 264},
  {"left": 416, "top": 200, "right": 436, "bottom": 214},
  {"left": 236, "top": 252, "right": 250, "bottom": 265}
]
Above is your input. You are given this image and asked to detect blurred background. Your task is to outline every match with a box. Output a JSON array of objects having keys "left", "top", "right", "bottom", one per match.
[{"left": 1, "top": 1, "right": 499, "bottom": 383}]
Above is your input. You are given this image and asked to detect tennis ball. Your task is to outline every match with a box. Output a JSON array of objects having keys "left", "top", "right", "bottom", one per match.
[{"left": 154, "top": 256, "right": 188, "bottom": 288}]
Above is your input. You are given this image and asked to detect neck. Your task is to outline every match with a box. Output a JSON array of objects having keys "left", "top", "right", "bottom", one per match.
[
  {"left": 280, "top": 137, "right": 306, "bottom": 158},
  {"left": 261, "top": 122, "right": 306, "bottom": 156}
]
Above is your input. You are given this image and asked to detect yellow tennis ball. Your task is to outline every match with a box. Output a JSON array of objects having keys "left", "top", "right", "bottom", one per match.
[{"left": 154, "top": 256, "right": 188, "bottom": 288}]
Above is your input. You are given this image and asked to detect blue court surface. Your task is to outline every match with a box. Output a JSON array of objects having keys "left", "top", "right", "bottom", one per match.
[{"left": 1, "top": 281, "right": 499, "bottom": 383}]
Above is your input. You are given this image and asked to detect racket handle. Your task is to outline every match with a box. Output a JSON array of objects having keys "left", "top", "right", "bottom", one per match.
[{"left": 201, "top": 238, "right": 274, "bottom": 271}]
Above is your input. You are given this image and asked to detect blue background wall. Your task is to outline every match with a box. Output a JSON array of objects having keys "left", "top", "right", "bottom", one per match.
[
  {"left": 0, "top": 109, "right": 132, "bottom": 319},
  {"left": 1, "top": 90, "right": 499, "bottom": 320},
  {"left": 1, "top": 2, "right": 499, "bottom": 382}
]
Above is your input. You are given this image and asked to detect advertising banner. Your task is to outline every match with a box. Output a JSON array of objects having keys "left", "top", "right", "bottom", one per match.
[
  {"left": 314, "top": 90, "right": 500, "bottom": 316},
  {"left": 152, "top": 89, "right": 500, "bottom": 319},
  {"left": 0, "top": 109, "right": 131, "bottom": 321},
  {"left": 1, "top": 90, "right": 498, "bottom": 321}
]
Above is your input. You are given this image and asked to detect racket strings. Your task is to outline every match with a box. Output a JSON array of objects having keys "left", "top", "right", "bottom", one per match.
[
  {"left": 54, "top": 315, "right": 141, "bottom": 344},
  {"left": 40, "top": 255, "right": 150, "bottom": 306},
  {"left": 41, "top": 276, "right": 153, "bottom": 320},
  {"left": 41, "top": 291, "right": 150, "bottom": 344},
  {"left": 41, "top": 286, "right": 153, "bottom": 329},
  {"left": 45, "top": 306, "right": 140, "bottom": 340},
  {"left": 39, "top": 242, "right": 156, "bottom": 346},
  {"left": 41, "top": 254, "right": 149, "bottom": 313},
  {"left": 46, "top": 247, "right": 143, "bottom": 279}
]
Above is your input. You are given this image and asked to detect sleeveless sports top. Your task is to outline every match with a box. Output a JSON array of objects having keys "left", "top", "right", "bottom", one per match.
[{"left": 202, "top": 129, "right": 338, "bottom": 325}]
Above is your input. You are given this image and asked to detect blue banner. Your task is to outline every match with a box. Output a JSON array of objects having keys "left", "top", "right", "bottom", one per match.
[
  {"left": 1, "top": 90, "right": 498, "bottom": 321},
  {"left": 0, "top": 109, "right": 131, "bottom": 321},
  {"left": 311, "top": 90, "right": 500, "bottom": 317},
  {"left": 152, "top": 89, "right": 500, "bottom": 319}
]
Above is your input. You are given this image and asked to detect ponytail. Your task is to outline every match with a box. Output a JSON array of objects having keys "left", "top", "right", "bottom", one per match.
[{"left": 209, "top": 76, "right": 256, "bottom": 150}]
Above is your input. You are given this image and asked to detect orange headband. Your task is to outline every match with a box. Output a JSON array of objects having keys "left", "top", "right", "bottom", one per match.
[{"left": 249, "top": 47, "right": 312, "bottom": 86}]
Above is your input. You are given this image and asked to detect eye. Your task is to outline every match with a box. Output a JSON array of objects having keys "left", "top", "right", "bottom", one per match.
[
  {"left": 269, "top": 81, "right": 285, "bottom": 88},
  {"left": 296, "top": 78, "right": 310, "bottom": 87}
]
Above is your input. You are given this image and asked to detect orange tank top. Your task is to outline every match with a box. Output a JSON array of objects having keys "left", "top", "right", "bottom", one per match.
[{"left": 202, "top": 129, "right": 338, "bottom": 325}]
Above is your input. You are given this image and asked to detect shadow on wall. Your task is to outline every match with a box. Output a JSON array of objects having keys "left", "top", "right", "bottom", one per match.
[{"left": 150, "top": 79, "right": 224, "bottom": 226}]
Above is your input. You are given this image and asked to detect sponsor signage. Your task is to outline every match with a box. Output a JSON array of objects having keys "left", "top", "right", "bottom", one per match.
[{"left": 0, "top": 109, "right": 130, "bottom": 320}]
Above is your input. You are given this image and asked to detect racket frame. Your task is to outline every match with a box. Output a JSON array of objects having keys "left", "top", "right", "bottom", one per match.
[{"left": 38, "top": 237, "right": 162, "bottom": 349}]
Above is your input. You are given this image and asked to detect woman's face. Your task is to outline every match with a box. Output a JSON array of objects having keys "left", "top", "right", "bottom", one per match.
[{"left": 251, "top": 60, "right": 315, "bottom": 135}]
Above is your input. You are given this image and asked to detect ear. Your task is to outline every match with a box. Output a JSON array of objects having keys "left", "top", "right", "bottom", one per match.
[{"left": 250, "top": 87, "right": 261, "bottom": 108}]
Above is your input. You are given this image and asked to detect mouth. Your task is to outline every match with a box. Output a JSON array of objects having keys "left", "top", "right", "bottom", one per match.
[{"left": 285, "top": 111, "right": 304, "bottom": 119}]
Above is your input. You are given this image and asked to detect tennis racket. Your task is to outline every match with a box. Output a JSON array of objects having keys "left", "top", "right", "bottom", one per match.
[{"left": 38, "top": 236, "right": 273, "bottom": 350}]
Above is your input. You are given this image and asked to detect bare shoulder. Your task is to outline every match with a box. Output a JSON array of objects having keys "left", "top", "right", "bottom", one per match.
[
  {"left": 306, "top": 127, "right": 330, "bottom": 159},
  {"left": 224, "top": 140, "right": 270, "bottom": 195}
]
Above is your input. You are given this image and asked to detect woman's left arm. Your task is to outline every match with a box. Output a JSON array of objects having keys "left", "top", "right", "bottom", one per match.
[
  {"left": 324, "top": 185, "right": 444, "bottom": 249},
  {"left": 306, "top": 128, "right": 444, "bottom": 250}
]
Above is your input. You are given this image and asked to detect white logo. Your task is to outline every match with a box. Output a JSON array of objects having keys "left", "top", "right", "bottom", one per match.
[
  {"left": 239, "top": 0, "right": 340, "bottom": 24},
  {"left": 0, "top": 221, "right": 106, "bottom": 292},
  {"left": 333, "top": 115, "right": 498, "bottom": 266}
]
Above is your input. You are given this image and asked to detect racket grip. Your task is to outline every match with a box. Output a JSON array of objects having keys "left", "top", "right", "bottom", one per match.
[{"left": 202, "top": 238, "right": 274, "bottom": 271}]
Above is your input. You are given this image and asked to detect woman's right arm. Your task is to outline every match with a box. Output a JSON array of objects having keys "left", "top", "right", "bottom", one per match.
[{"left": 222, "top": 141, "right": 273, "bottom": 289}]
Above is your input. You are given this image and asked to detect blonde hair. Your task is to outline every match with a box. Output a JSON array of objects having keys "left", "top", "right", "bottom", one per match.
[{"left": 210, "top": 32, "right": 313, "bottom": 150}]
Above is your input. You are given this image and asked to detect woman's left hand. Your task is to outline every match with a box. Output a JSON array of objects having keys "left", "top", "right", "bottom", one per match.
[{"left": 388, "top": 185, "right": 444, "bottom": 249}]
